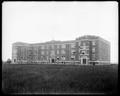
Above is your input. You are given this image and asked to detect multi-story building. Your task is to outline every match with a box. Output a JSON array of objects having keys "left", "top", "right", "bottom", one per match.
[{"left": 12, "top": 35, "right": 110, "bottom": 64}]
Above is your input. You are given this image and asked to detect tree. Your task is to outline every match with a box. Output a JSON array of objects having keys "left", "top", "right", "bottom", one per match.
[{"left": 6, "top": 58, "right": 11, "bottom": 64}]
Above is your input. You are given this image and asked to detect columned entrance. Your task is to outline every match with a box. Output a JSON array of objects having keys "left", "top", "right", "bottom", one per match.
[
  {"left": 50, "top": 52, "right": 55, "bottom": 63},
  {"left": 83, "top": 58, "right": 87, "bottom": 64},
  {"left": 49, "top": 58, "right": 55, "bottom": 63},
  {"left": 81, "top": 57, "right": 88, "bottom": 64}
]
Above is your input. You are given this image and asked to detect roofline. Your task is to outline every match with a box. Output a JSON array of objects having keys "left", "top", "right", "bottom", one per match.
[{"left": 12, "top": 35, "right": 110, "bottom": 46}]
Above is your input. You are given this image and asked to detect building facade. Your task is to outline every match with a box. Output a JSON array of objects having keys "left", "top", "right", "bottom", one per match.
[{"left": 12, "top": 35, "right": 110, "bottom": 64}]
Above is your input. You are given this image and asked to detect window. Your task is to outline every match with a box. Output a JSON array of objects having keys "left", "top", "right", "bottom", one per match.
[
  {"left": 79, "top": 56, "right": 81, "bottom": 60},
  {"left": 13, "top": 49, "right": 17, "bottom": 54},
  {"left": 61, "top": 56, "right": 65, "bottom": 60},
  {"left": 92, "top": 54, "right": 96, "bottom": 60},
  {"left": 14, "top": 59, "right": 16, "bottom": 62},
  {"left": 41, "top": 51, "right": 44, "bottom": 55},
  {"left": 81, "top": 50, "right": 86, "bottom": 54},
  {"left": 51, "top": 45, "right": 54, "bottom": 49},
  {"left": 51, "top": 50, "right": 55, "bottom": 55},
  {"left": 46, "top": 51, "right": 49, "bottom": 55},
  {"left": 87, "top": 50, "right": 89, "bottom": 54},
  {"left": 71, "top": 49, "right": 76, "bottom": 54},
  {"left": 41, "top": 45, "right": 44, "bottom": 49},
  {"left": 78, "top": 42, "right": 81, "bottom": 46},
  {"left": 61, "top": 44, "right": 66, "bottom": 48},
  {"left": 92, "top": 48, "right": 95, "bottom": 52},
  {"left": 83, "top": 42, "right": 86, "bottom": 46},
  {"left": 92, "top": 41, "right": 95, "bottom": 45},
  {"left": 57, "top": 50, "right": 59, "bottom": 54},
  {"left": 71, "top": 55, "right": 75, "bottom": 60},
  {"left": 57, "top": 56, "right": 59, "bottom": 60},
  {"left": 46, "top": 56, "right": 49, "bottom": 60},
  {"left": 61, "top": 50, "right": 65, "bottom": 54},
  {"left": 81, "top": 45, "right": 88, "bottom": 49},
  {"left": 57, "top": 45, "right": 59, "bottom": 48},
  {"left": 46, "top": 45, "right": 49, "bottom": 49},
  {"left": 71, "top": 43, "right": 75, "bottom": 48},
  {"left": 41, "top": 56, "right": 44, "bottom": 60}
]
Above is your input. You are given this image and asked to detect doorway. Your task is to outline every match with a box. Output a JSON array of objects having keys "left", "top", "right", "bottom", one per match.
[
  {"left": 81, "top": 57, "right": 88, "bottom": 64},
  {"left": 52, "top": 59, "right": 55, "bottom": 63},
  {"left": 83, "top": 58, "right": 86, "bottom": 64}
]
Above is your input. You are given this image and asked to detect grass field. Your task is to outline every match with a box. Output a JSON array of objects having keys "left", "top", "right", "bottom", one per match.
[{"left": 2, "top": 63, "right": 118, "bottom": 94}]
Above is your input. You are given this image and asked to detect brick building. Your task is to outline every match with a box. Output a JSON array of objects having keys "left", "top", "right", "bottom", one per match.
[{"left": 12, "top": 35, "right": 110, "bottom": 64}]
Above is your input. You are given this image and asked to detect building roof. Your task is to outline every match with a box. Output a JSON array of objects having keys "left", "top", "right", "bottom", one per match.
[
  {"left": 76, "top": 35, "right": 99, "bottom": 40},
  {"left": 12, "top": 35, "right": 110, "bottom": 46},
  {"left": 12, "top": 42, "right": 29, "bottom": 46}
]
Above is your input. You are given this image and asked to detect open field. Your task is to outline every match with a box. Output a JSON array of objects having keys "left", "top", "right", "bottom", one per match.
[{"left": 2, "top": 63, "right": 118, "bottom": 94}]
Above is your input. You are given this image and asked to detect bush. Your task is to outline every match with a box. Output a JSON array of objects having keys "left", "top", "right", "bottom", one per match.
[{"left": 6, "top": 59, "right": 12, "bottom": 64}]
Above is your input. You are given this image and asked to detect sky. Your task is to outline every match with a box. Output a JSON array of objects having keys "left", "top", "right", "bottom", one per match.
[{"left": 2, "top": 1, "right": 118, "bottom": 63}]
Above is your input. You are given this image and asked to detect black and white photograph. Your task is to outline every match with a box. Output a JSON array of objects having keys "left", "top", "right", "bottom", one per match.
[{"left": 2, "top": 1, "right": 118, "bottom": 94}]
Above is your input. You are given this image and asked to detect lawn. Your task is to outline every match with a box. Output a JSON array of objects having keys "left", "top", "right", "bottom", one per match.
[{"left": 2, "top": 63, "right": 118, "bottom": 94}]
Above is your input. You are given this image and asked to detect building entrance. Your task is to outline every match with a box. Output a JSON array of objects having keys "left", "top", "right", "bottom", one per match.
[
  {"left": 52, "top": 59, "right": 55, "bottom": 63},
  {"left": 83, "top": 59, "right": 86, "bottom": 64},
  {"left": 81, "top": 57, "right": 88, "bottom": 64}
]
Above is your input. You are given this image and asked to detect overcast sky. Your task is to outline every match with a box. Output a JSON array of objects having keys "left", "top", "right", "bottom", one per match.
[{"left": 2, "top": 1, "right": 118, "bottom": 63}]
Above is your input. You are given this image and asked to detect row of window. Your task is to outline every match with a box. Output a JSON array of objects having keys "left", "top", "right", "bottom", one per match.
[
  {"left": 15, "top": 48, "right": 95, "bottom": 56},
  {"left": 16, "top": 55, "right": 75, "bottom": 60},
  {"left": 78, "top": 41, "right": 95, "bottom": 46},
  {"left": 40, "top": 44, "right": 74, "bottom": 49},
  {"left": 41, "top": 50, "right": 66, "bottom": 55},
  {"left": 16, "top": 55, "right": 93, "bottom": 61},
  {"left": 14, "top": 42, "right": 96, "bottom": 54},
  {"left": 32, "top": 41, "right": 96, "bottom": 50}
]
